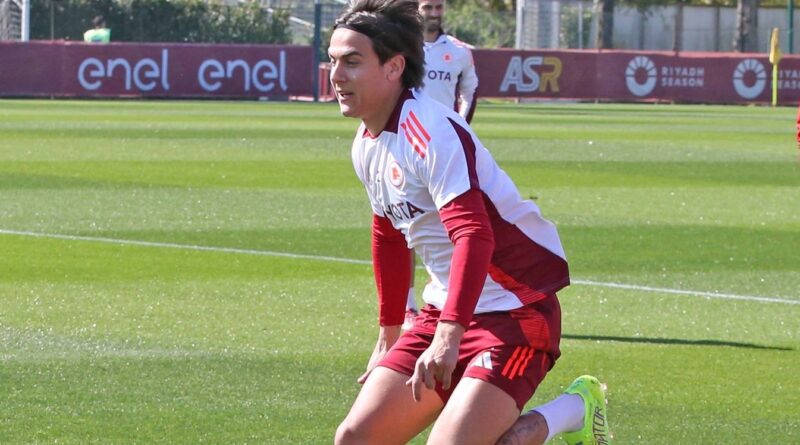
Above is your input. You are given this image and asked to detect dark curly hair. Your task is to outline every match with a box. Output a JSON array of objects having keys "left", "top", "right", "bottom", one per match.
[{"left": 333, "top": 0, "right": 424, "bottom": 90}]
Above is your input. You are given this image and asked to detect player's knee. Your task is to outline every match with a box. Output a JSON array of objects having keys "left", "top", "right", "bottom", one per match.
[
  {"left": 333, "top": 421, "right": 350, "bottom": 445},
  {"left": 334, "top": 419, "right": 372, "bottom": 445}
]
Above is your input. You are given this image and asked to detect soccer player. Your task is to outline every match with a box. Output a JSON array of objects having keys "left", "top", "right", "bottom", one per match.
[
  {"left": 418, "top": 0, "right": 478, "bottom": 123},
  {"left": 83, "top": 15, "right": 111, "bottom": 43},
  {"left": 329, "top": 1, "right": 610, "bottom": 444},
  {"left": 796, "top": 104, "right": 800, "bottom": 162}
]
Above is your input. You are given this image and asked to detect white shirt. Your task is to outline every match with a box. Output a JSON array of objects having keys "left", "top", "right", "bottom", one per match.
[
  {"left": 422, "top": 34, "right": 479, "bottom": 121},
  {"left": 352, "top": 90, "right": 568, "bottom": 314}
]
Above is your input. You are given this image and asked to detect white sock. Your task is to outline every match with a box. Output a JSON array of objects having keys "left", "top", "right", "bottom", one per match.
[
  {"left": 405, "top": 288, "right": 418, "bottom": 312},
  {"left": 531, "top": 393, "right": 585, "bottom": 443}
]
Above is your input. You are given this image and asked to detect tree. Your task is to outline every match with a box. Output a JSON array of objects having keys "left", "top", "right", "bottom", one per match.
[
  {"left": 449, "top": 0, "right": 515, "bottom": 11},
  {"left": 732, "top": 0, "right": 759, "bottom": 51},
  {"left": 30, "top": 0, "right": 291, "bottom": 43},
  {"left": 446, "top": 1, "right": 515, "bottom": 47},
  {"left": 594, "top": 0, "right": 614, "bottom": 48}
]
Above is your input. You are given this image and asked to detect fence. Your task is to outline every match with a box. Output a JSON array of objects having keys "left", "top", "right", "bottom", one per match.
[
  {"left": 518, "top": 0, "right": 798, "bottom": 54},
  {"left": 261, "top": 0, "right": 345, "bottom": 44}
]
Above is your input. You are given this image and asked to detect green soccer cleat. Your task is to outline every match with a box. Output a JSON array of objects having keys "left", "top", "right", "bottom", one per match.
[{"left": 562, "top": 375, "right": 611, "bottom": 445}]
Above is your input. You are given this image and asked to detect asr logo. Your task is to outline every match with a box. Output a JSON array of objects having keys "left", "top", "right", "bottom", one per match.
[{"left": 499, "top": 56, "right": 562, "bottom": 93}]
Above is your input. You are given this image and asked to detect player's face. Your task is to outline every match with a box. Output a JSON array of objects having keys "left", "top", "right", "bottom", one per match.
[
  {"left": 328, "top": 28, "right": 401, "bottom": 128},
  {"left": 419, "top": 0, "right": 445, "bottom": 33}
]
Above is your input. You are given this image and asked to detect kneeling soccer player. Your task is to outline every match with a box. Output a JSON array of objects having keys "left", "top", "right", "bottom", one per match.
[{"left": 330, "top": 1, "right": 611, "bottom": 444}]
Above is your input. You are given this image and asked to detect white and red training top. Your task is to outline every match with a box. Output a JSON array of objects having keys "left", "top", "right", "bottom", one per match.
[
  {"left": 422, "top": 33, "right": 479, "bottom": 123},
  {"left": 352, "top": 90, "right": 568, "bottom": 328}
]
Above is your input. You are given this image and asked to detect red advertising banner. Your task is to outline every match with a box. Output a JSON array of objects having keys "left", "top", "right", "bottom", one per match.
[
  {"left": 3, "top": 42, "right": 799, "bottom": 104},
  {"left": 473, "top": 48, "right": 800, "bottom": 105},
  {"left": 0, "top": 41, "right": 313, "bottom": 98}
]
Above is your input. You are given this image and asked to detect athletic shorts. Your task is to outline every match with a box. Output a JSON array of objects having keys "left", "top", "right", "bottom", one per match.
[{"left": 378, "top": 294, "right": 562, "bottom": 411}]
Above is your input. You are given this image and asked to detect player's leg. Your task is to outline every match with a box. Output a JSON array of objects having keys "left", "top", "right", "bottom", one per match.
[
  {"left": 425, "top": 298, "right": 558, "bottom": 445},
  {"left": 426, "top": 376, "right": 586, "bottom": 445},
  {"left": 335, "top": 366, "right": 443, "bottom": 445},
  {"left": 496, "top": 410, "right": 549, "bottom": 445},
  {"left": 430, "top": 294, "right": 567, "bottom": 445},
  {"left": 497, "top": 375, "right": 611, "bottom": 445},
  {"left": 426, "top": 376, "right": 521, "bottom": 445},
  {"left": 497, "top": 397, "right": 576, "bottom": 445}
]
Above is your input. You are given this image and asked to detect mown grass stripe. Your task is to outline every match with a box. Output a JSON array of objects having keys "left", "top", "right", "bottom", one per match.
[{"left": 3, "top": 228, "right": 795, "bottom": 305}]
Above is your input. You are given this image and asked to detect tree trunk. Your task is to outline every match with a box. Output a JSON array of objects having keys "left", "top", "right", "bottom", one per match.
[
  {"left": 733, "top": 0, "right": 759, "bottom": 52},
  {"left": 673, "top": 2, "right": 683, "bottom": 51},
  {"left": 594, "top": 0, "right": 614, "bottom": 49}
]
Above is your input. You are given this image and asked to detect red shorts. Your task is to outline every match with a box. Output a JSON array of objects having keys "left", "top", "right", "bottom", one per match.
[{"left": 378, "top": 294, "right": 562, "bottom": 411}]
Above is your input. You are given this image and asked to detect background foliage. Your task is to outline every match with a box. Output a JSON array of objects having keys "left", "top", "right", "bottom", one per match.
[
  {"left": 446, "top": 0, "right": 785, "bottom": 9},
  {"left": 445, "top": 1, "right": 516, "bottom": 48},
  {"left": 27, "top": 0, "right": 787, "bottom": 47},
  {"left": 442, "top": 0, "right": 781, "bottom": 50},
  {"left": 30, "top": 0, "right": 292, "bottom": 43}
]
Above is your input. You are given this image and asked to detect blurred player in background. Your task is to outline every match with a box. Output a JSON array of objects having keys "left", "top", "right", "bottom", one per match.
[
  {"left": 329, "top": 1, "right": 610, "bottom": 444},
  {"left": 796, "top": 104, "right": 800, "bottom": 162},
  {"left": 83, "top": 15, "right": 110, "bottom": 43},
  {"left": 419, "top": 0, "right": 478, "bottom": 123},
  {"left": 404, "top": 0, "right": 480, "bottom": 330}
]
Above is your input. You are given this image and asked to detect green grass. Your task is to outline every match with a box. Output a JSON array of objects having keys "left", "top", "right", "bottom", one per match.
[{"left": 0, "top": 99, "right": 798, "bottom": 444}]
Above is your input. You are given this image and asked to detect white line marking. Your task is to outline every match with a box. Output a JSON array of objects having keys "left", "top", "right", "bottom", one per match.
[
  {"left": 0, "top": 349, "right": 225, "bottom": 363},
  {"left": 2, "top": 228, "right": 798, "bottom": 305},
  {"left": 0, "top": 228, "right": 370, "bottom": 265},
  {"left": 571, "top": 279, "right": 797, "bottom": 305}
]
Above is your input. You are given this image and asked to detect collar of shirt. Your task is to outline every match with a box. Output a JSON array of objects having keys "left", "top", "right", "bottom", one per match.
[{"left": 425, "top": 33, "right": 449, "bottom": 49}]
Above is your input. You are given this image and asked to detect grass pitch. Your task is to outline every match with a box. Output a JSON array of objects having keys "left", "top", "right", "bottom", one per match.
[{"left": 0, "top": 99, "right": 798, "bottom": 444}]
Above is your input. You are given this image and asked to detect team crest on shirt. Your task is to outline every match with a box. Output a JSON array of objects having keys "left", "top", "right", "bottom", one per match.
[
  {"left": 442, "top": 52, "right": 453, "bottom": 63},
  {"left": 388, "top": 160, "right": 404, "bottom": 188}
]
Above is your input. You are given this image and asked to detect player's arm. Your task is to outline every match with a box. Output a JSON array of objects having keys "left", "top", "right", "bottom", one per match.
[
  {"left": 407, "top": 188, "right": 494, "bottom": 399},
  {"left": 438, "top": 188, "right": 494, "bottom": 327},
  {"left": 372, "top": 213, "right": 411, "bottom": 327},
  {"left": 358, "top": 214, "right": 411, "bottom": 384},
  {"left": 457, "top": 51, "right": 479, "bottom": 123}
]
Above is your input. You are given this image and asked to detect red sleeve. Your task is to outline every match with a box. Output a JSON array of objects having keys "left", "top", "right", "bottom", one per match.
[
  {"left": 372, "top": 214, "right": 411, "bottom": 326},
  {"left": 438, "top": 188, "right": 495, "bottom": 327}
]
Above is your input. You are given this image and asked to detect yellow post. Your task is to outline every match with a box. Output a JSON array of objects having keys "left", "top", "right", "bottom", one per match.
[{"left": 769, "top": 28, "right": 781, "bottom": 106}]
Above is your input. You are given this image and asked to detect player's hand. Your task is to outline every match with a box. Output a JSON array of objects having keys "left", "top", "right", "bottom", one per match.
[
  {"left": 358, "top": 324, "right": 402, "bottom": 384},
  {"left": 406, "top": 320, "right": 465, "bottom": 402}
]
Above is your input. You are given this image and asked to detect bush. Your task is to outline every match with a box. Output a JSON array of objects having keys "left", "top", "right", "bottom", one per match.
[
  {"left": 445, "top": 2, "right": 515, "bottom": 48},
  {"left": 30, "top": 0, "right": 291, "bottom": 43}
]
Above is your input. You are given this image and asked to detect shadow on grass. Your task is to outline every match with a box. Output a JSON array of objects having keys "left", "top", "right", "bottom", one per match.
[{"left": 563, "top": 334, "right": 794, "bottom": 351}]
